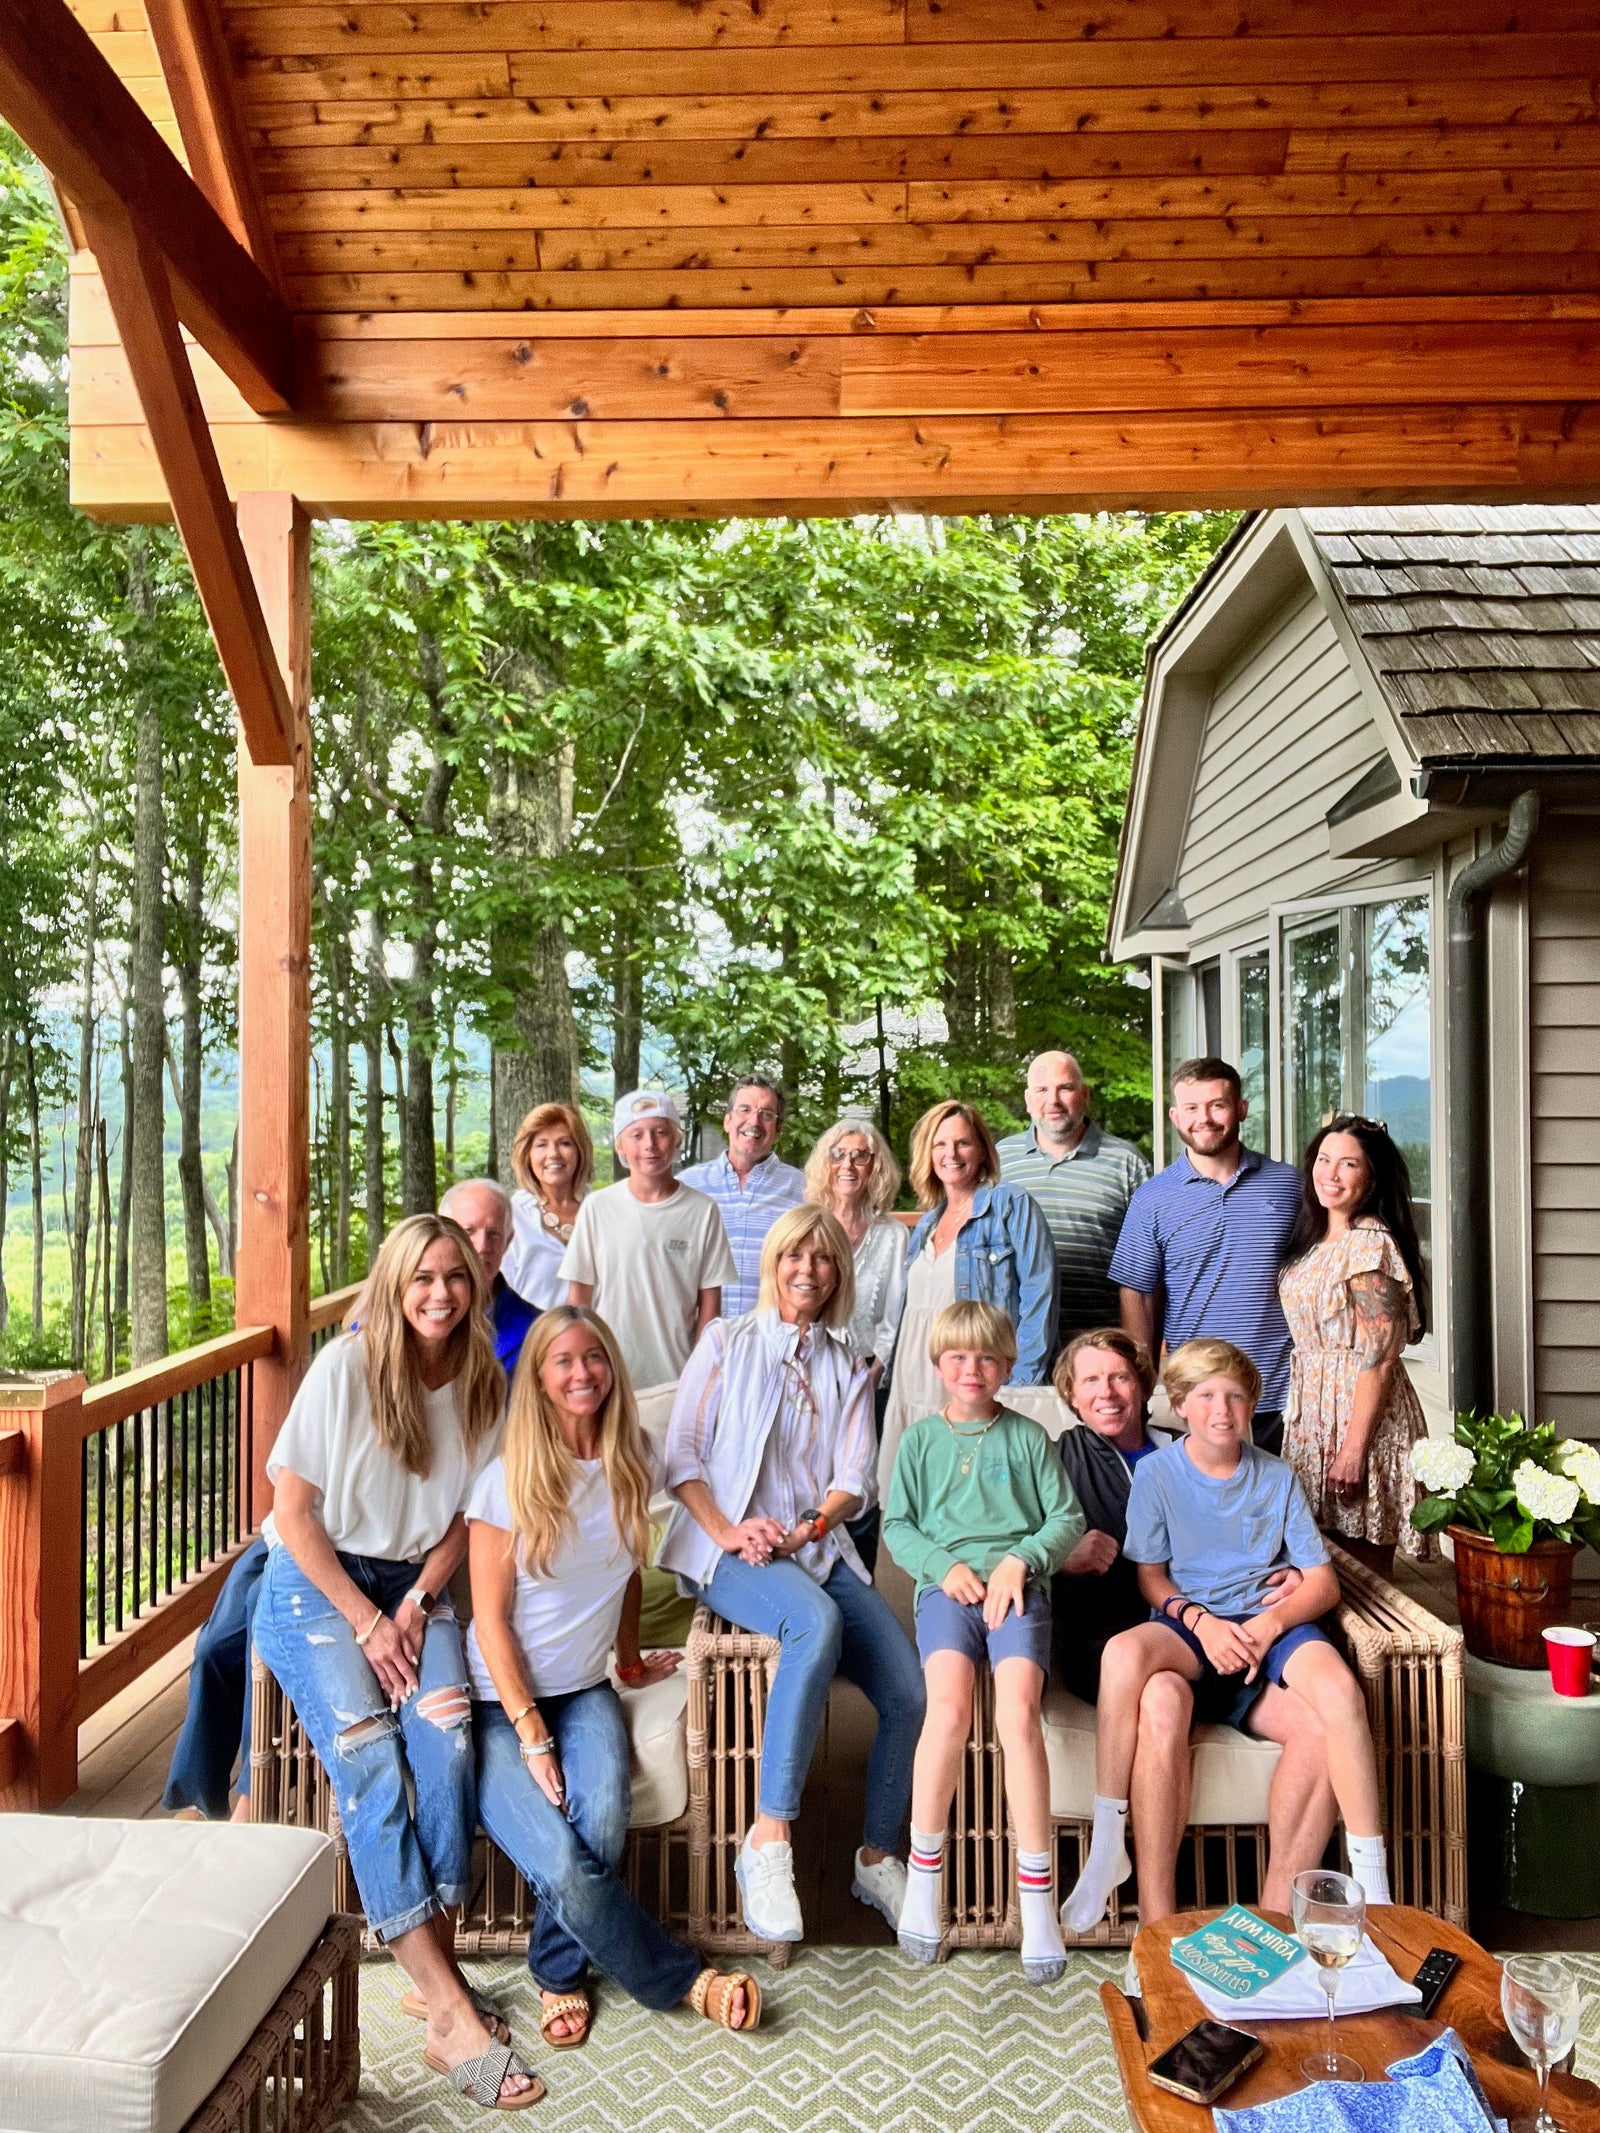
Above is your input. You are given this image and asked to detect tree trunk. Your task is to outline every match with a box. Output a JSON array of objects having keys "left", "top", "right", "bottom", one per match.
[
  {"left": 943, "top": 936, "right": 979, "bottom": 1057},
  {"left": 24, "top": 1030, "right": 43, "bottom": 1336},
  {"left": 173, "top": 843, "right": 211, "bottom": 1333},
  {"left": 70, "top": 814, "right": 102, "bottom": 1370},
  {"left": 364, "top": 915, "right": 387, "bottom": 1261},
  {"left": 0, "top": 1028, "right": 12, "bottom": 1338},
  {"left": 399, "top": 636, "right": 458, "bottom": 1217},
  {"left": 224, "top": 1120, "right": 238, "bottom": 1277},
  {"left": 114, "top": 968, "right": 132, "bottom": 1324},
  {"left": 986, "top": 938, "right": 1017, "bottom": 1052},
  {"left": 329, "top": 923, "right": 352, "bottom": 1285},
  {"left": 97, "top": 1115, "right": 114, "bottom": 1376},
  {"left": 444, "top": 1006, "right": 458, "bottom": 1188},
  {"left": 386, "top": 1023, "right": 410, "bottom": 1213},
  {"left": 130, "top": 682, "right": 169, "bottom": 1364},
  {"left": 611, "top": 936, "right": 642, "bottom": 1100}
]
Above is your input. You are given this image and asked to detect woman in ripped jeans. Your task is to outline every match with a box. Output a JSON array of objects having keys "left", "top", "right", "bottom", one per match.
[{"left": 253, "top": 1212, "right": 543, "bottom": 2113}]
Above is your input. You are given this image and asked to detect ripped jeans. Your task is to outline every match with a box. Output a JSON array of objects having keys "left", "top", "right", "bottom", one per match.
[{"left": 253, "top": 1543, "right": 476, "bottom": 1941}]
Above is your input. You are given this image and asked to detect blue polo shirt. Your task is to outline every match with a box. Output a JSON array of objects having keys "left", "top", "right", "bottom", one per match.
[
  {"left": 491, "top": 1276, "right": 539, "bottom": 1376},
  {"left": 1107, "top": 1147, "right": 1301, "bottom": 1410}
]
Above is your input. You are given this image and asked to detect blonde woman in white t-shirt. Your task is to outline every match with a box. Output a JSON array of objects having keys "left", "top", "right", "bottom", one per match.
[
  {"left": 253, "top": 1213, "right": 544, "bottom": 2115},
  {"left": 470, "top": 1306, "right": 763, "bottom": 2048}
]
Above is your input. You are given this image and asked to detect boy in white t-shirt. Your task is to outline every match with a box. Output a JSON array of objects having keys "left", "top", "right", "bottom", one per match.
[{"left": 560, "top": 1091, "right": 736, "bottom": 1392}]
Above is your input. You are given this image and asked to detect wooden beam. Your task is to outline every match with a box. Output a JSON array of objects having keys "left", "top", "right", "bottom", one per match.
[
  {"left": 0, "top": 0, "right": 293, "bottom": 410},
  {"left": 0, "top": 1375, "right": 87, "bottom": 1811},
  {"left": 85, "top": 208, "right": 293, "bottom": 766},
  {"left": 234, "top": 492, "right": 311, "bottom": 1528},
  {"left": 144, "top": 0, "right": 284, "bottom": 291}
]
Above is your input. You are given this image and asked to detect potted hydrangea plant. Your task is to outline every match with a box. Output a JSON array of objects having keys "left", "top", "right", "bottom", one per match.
[{"left": 1410, "top": 1415, "right": 1600, "bottom": 1667}]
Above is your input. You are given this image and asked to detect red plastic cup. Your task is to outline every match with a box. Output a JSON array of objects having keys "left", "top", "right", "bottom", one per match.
[{"left": 1543, "top": 1625, "right": 1596, "bottom": 1697}]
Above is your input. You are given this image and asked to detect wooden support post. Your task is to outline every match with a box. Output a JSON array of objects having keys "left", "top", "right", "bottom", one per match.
[
  {"left": 0, "top": 1374, "right": 87, "bottom": 1811},
  {"left": 235, "top": 494, "right": 311, "bottom": 1526}
]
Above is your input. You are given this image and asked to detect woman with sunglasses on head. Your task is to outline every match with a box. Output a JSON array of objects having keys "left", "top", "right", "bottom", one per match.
[{"left": 1279, "top": 1115, "right": 1433, "bottom": 1579}]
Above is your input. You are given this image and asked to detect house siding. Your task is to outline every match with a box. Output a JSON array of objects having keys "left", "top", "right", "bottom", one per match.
[{"left": 1529, "top": 815, "right": 1600, "bottom": 1436}]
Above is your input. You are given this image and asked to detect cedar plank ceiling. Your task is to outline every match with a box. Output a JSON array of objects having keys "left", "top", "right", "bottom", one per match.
[{"left": 64, "top": 0, "right": 1600, "bottom": 518}]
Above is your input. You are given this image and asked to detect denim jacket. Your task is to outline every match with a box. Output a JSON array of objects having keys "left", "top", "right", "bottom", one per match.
[{"left": 903, "top": 1181, "right": 1058, "bottom": 1384}]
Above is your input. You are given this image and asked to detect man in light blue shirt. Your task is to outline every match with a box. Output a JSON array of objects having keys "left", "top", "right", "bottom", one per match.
[{"left": 680, "top": 1075, "right": 806, "bottom": 1318}]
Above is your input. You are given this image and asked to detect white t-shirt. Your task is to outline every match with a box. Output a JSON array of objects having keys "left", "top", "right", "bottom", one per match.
[
  {"left": 558, "top": 1181, "right": 736, "bottom": 1392},
  {"left": 464, "top": 1455, "right": 638, "bottom": 1699},
  {"left": 503, "top": 1190, "right": 575, "bottom": 1310},
  {"left": 266, "top": 1334, "right": 498, "bottom": 1562}
]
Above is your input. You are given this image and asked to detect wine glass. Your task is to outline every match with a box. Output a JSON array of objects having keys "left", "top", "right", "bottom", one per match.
[
  {"left": 1502, "top": 1954, "right": 1582, "bottom": 2133},
  {"left": 1291, "top": 1868, "right": 1366, "bottom": 2083}
]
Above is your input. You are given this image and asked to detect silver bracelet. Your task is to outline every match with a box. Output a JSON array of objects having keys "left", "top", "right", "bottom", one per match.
[{"left": 519, "top": 1737, "right": 555, "bottom": 1761}]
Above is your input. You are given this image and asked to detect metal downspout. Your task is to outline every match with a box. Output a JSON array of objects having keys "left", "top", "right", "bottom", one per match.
[{"left": 1446, "top": 791, "right": 1541, "bottom": 1417}]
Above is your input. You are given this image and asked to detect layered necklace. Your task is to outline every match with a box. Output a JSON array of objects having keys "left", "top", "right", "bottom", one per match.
[{"left": 940, "top": 1408, "right": 996, "bottom": 1477}]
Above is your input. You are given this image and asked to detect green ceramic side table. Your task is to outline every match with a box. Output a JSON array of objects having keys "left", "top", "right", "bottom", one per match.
[{"left": 1466, "top": 1651, "right": 1600, "bottom": 1917}]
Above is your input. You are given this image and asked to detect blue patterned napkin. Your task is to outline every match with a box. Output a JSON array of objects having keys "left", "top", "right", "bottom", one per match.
[{"left": 1214, "top": 2030, "right": 1506, "bottom": 2133}]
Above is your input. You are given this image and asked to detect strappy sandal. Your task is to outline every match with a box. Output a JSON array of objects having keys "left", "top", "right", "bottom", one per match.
[
  {"left": 422, "top": 2040, "right": 545, "bottom": 2112},
  {"left": 400, "top": 1988, "right": 511, "bottom": 2045},
  {"left": 539, "top": 1990, "right": 591, "bottom": 2050},
  {"left": 688, "top": 1967, "right": 763, "bottom": 2031}
]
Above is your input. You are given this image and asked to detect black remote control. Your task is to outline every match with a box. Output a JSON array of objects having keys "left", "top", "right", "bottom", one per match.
[{"left": 1412, "top": 1947, "right": 1461, "bottom": 2018}]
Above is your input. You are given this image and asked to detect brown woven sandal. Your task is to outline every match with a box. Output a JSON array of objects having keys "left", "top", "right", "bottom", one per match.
[
  {"left": 688, "top": 1968, "right": 762, "bottom": 2031},
  {"left": 539, "top": 1991, "right": 591, "bottom": 2050}
]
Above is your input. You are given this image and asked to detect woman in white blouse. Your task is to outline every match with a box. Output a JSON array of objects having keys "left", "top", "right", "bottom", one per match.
[
  {"left": 253, "top": 1214, "right": 541, "bottom": 2113},
  {"left": 470, "top": 1306, "right": 762, "bottom": 2048},
  {"left": 659, "top": 1205, "right": 925, "bottom": 1949},
  {"left": 503, "top": 1102, "right": 591, "bottom": 1309}
]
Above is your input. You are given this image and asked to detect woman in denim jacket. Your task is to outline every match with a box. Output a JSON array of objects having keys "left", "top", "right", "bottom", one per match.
[{"left": 879, "top": 1100, "right": 1058, "bottom": 1504}]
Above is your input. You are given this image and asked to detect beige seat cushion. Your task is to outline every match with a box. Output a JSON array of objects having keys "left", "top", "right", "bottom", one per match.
[
  {"left": 1042, "top": 1683, "right": 1281, "bottom": 1825},
  {"left": 0, "top": 1816, "right": 334, "bottom": 2133},
  {"left": 616, "top": 1665, "right": 689, "bottom": 1828},
  {"left": 997, "top": 1383, "right": 1077, "bottom": 1441}
]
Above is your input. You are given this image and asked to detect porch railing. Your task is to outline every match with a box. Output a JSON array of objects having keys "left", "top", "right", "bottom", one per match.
[{"left": 0, "top": 1280, "right": 361, "bottom": 1810}]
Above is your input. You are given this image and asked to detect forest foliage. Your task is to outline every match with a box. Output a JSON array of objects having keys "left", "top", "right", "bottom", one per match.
[{"left": 0, "top": 129, "right": 1234, "bottom": 1374}]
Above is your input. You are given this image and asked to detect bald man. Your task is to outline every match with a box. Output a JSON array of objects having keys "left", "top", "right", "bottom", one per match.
[{"left": 997, "top": 1052, "right": 1149, "bottom": 1347}]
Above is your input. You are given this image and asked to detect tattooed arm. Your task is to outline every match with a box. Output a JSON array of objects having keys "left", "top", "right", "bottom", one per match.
[{"left": 1328, "top": 1266, "right": 1411, "bottom": 1496}]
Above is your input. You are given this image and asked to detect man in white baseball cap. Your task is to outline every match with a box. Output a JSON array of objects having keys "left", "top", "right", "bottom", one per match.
[{"left": 559, "top": 1090, "right": 736, "bottom": 1391}]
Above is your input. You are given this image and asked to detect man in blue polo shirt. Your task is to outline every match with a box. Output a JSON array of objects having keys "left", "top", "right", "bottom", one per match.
[
  {"left": 441, "top": 1175, "right": 539, "bottom": 1372},
  {"left": 1108, "top": 1057, "right": 1301, "bottom": 1454}
]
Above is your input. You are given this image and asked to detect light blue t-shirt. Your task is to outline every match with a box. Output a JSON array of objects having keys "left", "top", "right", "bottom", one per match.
[{"left": 1123, "top": 1439, "right": 1328, "bottom": 1618}]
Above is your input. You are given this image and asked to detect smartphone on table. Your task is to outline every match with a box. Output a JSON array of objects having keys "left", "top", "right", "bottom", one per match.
[{"left": 1147, "top": 2020, "right": 1265, "bottom": 2105}]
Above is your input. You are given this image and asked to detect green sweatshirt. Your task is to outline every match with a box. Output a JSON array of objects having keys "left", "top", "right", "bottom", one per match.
[{"left": 883, "top": 1406, "right": 1086, "bottom": 1605}]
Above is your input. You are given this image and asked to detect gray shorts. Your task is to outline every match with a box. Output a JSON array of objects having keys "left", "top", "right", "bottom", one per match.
[{"left": 915, "top": 1583, "right": 1052, "bottom": 1674}]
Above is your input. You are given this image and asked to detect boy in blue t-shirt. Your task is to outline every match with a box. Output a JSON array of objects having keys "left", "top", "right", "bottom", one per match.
[{"left": 1062, "top": 1338, "right": 1390, "bottom": 1935}]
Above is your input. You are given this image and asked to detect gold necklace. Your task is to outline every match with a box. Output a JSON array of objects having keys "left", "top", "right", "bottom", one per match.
[{"left": 941, "top": 1407, "right": 996, "bottom": 1477}]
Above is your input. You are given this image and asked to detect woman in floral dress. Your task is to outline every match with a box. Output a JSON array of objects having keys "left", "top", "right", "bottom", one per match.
[{"left": 1279, "top": 1116, "right": 1432, "bottom": 1577}]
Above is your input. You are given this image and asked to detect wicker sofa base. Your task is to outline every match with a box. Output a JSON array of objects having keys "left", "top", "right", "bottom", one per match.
[
  {"left": 183, "top": 1912, "right": 362, "bottom": 2133},
  {"left": 685, "top": 1606, "right": 799, "bottom": 1968}
]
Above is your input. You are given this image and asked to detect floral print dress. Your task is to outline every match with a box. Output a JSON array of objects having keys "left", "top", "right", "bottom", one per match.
[{"left": 1279, "top": 1222, "right": 1433, "bottom": 1556}]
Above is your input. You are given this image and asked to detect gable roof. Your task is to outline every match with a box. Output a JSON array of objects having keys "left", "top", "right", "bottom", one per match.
[{"left": 1302, "top": 506, "right": 1600, "bottom": 765}]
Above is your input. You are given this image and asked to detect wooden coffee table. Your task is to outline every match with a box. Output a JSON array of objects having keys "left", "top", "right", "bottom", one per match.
[{"left": 1101, "top": 1905, "right": 1600, "bottom": 2131}]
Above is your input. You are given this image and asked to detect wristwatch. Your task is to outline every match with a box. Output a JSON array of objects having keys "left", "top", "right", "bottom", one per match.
[
  {"left": 797, "top": 1508, "right": 829, "bottom": 1546},
  {"left": 403, "top": 1585, "right": 437, "bottom": 1617}
]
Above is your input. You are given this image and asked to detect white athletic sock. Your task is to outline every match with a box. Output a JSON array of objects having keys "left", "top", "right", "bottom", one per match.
[
  {"left": 1345, "top": 1832, "right": 1392, "bottom": 1907},
  {"left": 1062, "top": 1795, "right": 1131, "bottom": 1935},
  {"left": 899, "top": 1825, "right": 944, "bottom": 1945},
  {"left": 1017, "top": 1849, "right": 1065, "bottom": 1968}
]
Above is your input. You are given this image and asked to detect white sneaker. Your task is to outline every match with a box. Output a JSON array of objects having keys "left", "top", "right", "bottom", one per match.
[
  {"left": 851, "top": 1850, "right": 908, "bottom": 1929},
  {"left": 736, "top": 1832, "right": 804, "bottom": 1942}
]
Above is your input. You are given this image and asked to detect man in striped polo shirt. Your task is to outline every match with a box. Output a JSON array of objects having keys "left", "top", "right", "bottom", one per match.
[
  {"left": 997, "top": 1051, "right": 1150, "bottom": 1351},
  {"left": 1109, "top": 1056, "right": 1302, "bottom": 1454}
]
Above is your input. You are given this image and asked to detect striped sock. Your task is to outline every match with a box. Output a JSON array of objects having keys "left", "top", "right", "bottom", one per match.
[
  {"left": 899, "top": 1825, "right": 944, "bottom": 1945},
  {"left": 1018, "top": 1848, "right": 1064, "bottom": 1968}
]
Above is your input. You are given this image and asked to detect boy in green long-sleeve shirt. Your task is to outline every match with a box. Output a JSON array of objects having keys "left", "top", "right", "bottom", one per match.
[{"left": 884, "top": 1299, "right": 1084, "bottom": 1984}]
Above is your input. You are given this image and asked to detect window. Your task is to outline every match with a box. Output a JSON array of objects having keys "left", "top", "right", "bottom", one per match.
[
  {"left": 1281, "top": 893, "right": 1433, "bottom": 1273},
  {"left": 1237, "top": 951, "right": 1271, "bottom": 1154},
  {"left": 1158, "top": 962, "right": 1195, "bottom": 1167},
  {"left": 1198, "top": 960, "right": 1223, "bottom": 1057}
]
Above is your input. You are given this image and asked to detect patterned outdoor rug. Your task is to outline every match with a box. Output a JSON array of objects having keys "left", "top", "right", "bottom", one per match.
[{"left": 331, "top": 1946, "right": 1600, "bottom": 2133}]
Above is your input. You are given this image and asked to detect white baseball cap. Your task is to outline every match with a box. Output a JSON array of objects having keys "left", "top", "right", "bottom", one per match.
[{"left": 613, "top": 1089, "right": 679, "bottom": 1139}]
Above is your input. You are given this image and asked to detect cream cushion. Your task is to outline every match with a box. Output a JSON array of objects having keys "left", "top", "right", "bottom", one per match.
[
  {"left": 615, "top": 1665, "right": 690, "bottom": 1828},
  {"left": 0, "top": 1816, "right": 334, "bottom": 2133},
  {"left": 1043, "top": 1683, "right": 1282, "bottom": 1825},
  {"left": 996, "top": 1382, "right": 1077, "bottom": 1441}
]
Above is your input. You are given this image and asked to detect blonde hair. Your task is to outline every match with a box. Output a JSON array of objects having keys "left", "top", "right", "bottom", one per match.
[
  {"left": 756, "top": 1204, "right": 856, "bottom": 1329},
  {"left": 501, "top": 1307, "right": 653, "bottom": 1578},
  {"left": 510, "top": 1102, "right": 595, "bottom": 1204},
  {"left": 928, "top": 1298, "right": 1017, "bottom": 1367},
  {"left": 354, "top": 1213, "right": 504, "bottom": 1477},
  {"left": 907, "top": 1100, "right": 1000, "bottom": 1211},
  {"left": 803, "top": 1115, "right": 901, "bottom": 1215},
  {"left": 1054, "top": 1326, "right": 1157, "bottom": 1406},
  {"left": 1161, "top": 1338, "right": 1262, "bottom": 1412}
]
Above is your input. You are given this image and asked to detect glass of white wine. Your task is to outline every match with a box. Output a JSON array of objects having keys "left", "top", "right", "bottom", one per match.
[
  {"left": 1502, "top": 1954, "right": 1582, "bottom": 2133},
  {"left": 1291, "top": 1868, "right": 1366, "bottom": 2083}
]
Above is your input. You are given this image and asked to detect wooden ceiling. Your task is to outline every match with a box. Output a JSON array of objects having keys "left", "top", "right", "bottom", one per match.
[{"left": 57, "top": 0, "right": 1600, "bottom": 516}]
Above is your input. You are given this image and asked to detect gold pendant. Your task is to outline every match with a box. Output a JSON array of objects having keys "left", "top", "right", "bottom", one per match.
[{"left": 960, "top": 1457, "right": 973, "bottom": 1475}]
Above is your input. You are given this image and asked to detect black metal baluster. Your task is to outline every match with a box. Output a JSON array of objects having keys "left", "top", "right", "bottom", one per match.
[
  {"left": 164, "top": 1394, "right": 175, "bottom": 1596},
  {"left": 179, "top": 1389, "right": 190, "bottom": 1583},
  {"left": 221, "top": 1368, "right": 233, "bottom": 1548},
  {"left": 131, "top": 1403, "right": 143, "bottom": 1619},
  {"left": 95, "top": 1427, "right": 107, "bottom": 1649},
  {"left": 114, "top": 1417, "right": 126, "bottom": 1634},
  {"left": 207, "top": 1374, "right": 218, "bottom": 1562},
  {"left": 79, "top": 1440, "right": 90, "bottom": 1661},
  {"left": 245, "top": 1365, "right": 255, "bottom": 1535},
  {"left": 148, "top": 1404, "right": 158, "bottom": 1610}
]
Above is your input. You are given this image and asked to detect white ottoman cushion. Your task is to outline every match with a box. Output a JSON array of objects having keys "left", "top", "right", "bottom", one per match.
[
  {"left": 617, "top": 1666, "right": 689, "bottom": 1828},
  {"left": 0, "top": 1816, "right": 334, "bottom": 2133},
  {"left": 1042, "top": 1684, "right": 1281, "bottom": 1824}
]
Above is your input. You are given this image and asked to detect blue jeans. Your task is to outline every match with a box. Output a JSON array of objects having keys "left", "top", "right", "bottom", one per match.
[
  {"left": 253, "top": 1545, "right": 476, "bottom": 1941},
  {"left": 696, "top": 1554, "right": 924, "bottom": 1851},
  {"left": 162, "top": 1535, "right": 267, "bottom": 1817},
  {"left": 474, "top": 1693, "right": 702, "bottom": 2007}
]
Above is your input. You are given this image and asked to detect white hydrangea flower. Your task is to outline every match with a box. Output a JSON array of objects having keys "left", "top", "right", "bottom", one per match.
[
  {"left": 1410, "top": 1438, "right": 1475, "bottom": 1495},
  {"left": 1555, "top": 1439, "right": 1600, "bottom": 1507},
  {"left": 1513, "top": 1458, "right": 1580, "bottom": 1527}
]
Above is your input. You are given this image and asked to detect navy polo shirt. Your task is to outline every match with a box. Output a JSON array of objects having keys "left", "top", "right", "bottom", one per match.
[
  {"left": 1107, "top": 1147, "right": 1302, "bottom": 1410},
  {"left": 491, "top": 1275, "right": 539, "bottom": 1376}
]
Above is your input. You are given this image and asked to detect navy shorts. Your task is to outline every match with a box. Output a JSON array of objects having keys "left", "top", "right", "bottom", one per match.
[
  {"left": 916, "top": 1584, "right": 1052, "bottom": 1674},
  {"left": 1151, "top": 1612, "right": 1332, "bottom": 1731}
]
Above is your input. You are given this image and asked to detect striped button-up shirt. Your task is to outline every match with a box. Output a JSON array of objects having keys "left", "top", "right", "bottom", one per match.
[
  {"left": 678, "top": 1151, "right": 806, "bottom": 1318},
  {"left": 997, "top": 1122, "right": 1149, "bottom": 1341}
]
